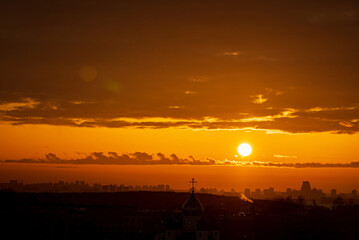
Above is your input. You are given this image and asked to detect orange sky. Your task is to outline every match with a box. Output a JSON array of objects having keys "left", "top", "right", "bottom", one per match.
[
  {"left": 1, "top": 123, "right": 359, "bottom": 162},
  {"left": 1, "top": 123, "right": 359, "bottom": 192},
  {"left": 1, "top": 1, "right": 359, "bottom": 192}
]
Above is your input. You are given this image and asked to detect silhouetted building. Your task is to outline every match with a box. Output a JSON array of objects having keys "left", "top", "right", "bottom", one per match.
[
  {"left": 331, "top": 189, "right": 337, "bottom": 199},
  {"left": 352, "top": 189, "right": 357, "bottom": 199},
  {"left": 165, "top": 178, "right": 219, "bottom": 240},
  {"left": 286, "top": 188, "right": 292, "bottom": 197},
  {"left": 301, "top": 181, "right": 311, "bottom": 200},
  {"left": 263, "top": 187, "right": 275, "bottom": 199},
  {"left": 182, "top": 188, "right": 203, "bottom": 231},
  {"left": 244, "top": 188, "right": 250, "bottom": 198},
  {"left": 311, "top": 188, "right": 324, "bottom": 201},
  {"left": 252, "top": 189, "right": 262, "bottom": 199}
]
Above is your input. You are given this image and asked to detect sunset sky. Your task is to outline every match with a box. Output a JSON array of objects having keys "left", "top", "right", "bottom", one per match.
[{"left": 1, "top": 0, "right": 359, "bottom": 192}]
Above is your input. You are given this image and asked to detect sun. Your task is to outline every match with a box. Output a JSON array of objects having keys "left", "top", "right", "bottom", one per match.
[{"left": 238, "top": 143, "right": 252, "bottom": 157}]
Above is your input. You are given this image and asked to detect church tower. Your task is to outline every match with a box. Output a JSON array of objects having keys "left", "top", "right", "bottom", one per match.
[{"left": 182, "top": 178, "right": 204, "bottom": 232}]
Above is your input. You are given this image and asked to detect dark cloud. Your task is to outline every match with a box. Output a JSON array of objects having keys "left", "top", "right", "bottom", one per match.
[
  {"left": 1, "top": 107, "right": 359, "bottom": 133},
  {"left": 248, "top": 161, "right": 359, "bottom": 168},
  {"left": 1, "top": 0, "right": 359, "bottom": 133},
  {"left": 2, "top": 152, "right": 215, "bottom": 165},
  {"left": 2, "top": 152, "right": 359, "bottom": 168}
]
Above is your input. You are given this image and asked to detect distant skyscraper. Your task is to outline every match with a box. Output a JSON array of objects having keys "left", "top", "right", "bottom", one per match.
[
  {"left": 252, "top": 189, "right": 262, "bottom": 199},
  {"left": 244, "top": 188, "right": 250, "bottom": 198},
  {"left": 331, "top": 189, "right": 337, "bottom": 199},
  {"left": 352, "top": 189, "right": 357, "bottom": 199},
  {"left": 301, "top": 181, "right": 311, "bottom": 199}
]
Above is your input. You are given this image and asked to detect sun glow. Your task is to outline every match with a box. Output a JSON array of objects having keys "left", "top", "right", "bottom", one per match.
[{"left": 238, "top": 143, "right": 252, "bottom": 157}]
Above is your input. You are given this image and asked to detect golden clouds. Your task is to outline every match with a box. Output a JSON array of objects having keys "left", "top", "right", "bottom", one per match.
[
  {"left": 339, "top": 121, "right": 355, "bottom": 128},
  {"left": 223, "top": 51, "right": 241, "bottom": 56},
  {"left": 0, "top": 98, "right": 39, "bottom": 111},
  {"left": 184, "top": 90, "right": 195, "bottom": 95},
  {"left": 252, "top": 94, "right": 268, "bottom": 104},
  {"left": 273, "top": 155, "right": 298, "bottom": 159},
  {"left": 4, "top": 151, "right": 359, "bottom": 169},
  {"left": 1, "top": 1, "right": 359, "bottom": 135}
]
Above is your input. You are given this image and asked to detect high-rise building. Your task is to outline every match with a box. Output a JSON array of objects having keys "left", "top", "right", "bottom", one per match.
[
  {"left": 301, "top": 181, "right": 311, "bottom": 199},
  {"left": 252, "top": 189, "right": 262, "bottom": 199},
  {"left": 331, "top": 189, "right": 337, "bottom": 199},
  {"left": 352, "top": 189, "right": 357, "bottom": 199},
  {"left": 244, "top": 188, "right": 250, "bottom": 197}
]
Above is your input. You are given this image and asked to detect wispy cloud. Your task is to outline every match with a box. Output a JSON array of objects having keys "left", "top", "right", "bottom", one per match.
[
  {"left": 168, "top": 106, "right": 183, "bottom": 109},
  {"left": 2, "top": 152, "right": 359, "bottom": 168},
  {"left": 1, "top": 0, "right": 359, "bottom": 136},
  {"left": 251, "top": 94, "right": 268, "bottom": 104},
  {"left": 2, "top": 152, "right": 216, "bottom": 166},
  {"left": 0, "top": 98, "right": 39, "bottom": 111},
  {"left": 69, "top": 100, "right": 86, "bottom": 105},
  {"left": 221, "top": 51, "right": 277, "bottom": 62},
  {"left": 273, "top": 155, "right": 298, "bottom": 159},
  {"left": 2, "top": 105, "right": 358, "bottom": 134},
  {"left": 223, "top": 51, "right": 241, "bottom": 56},
  {"left": 251, "top": 88, "right": 282, "bottom": 104},
  {"left": 306, "top": 106, "right": 356, "bottom": 112},
  {"left": 239, "top": 109, "right": 297, "bottom": 123},
  {"left": 240, "top": 161, "right": 359, "bottom": 168},
  {"left": 184, "top": 90, "right": 195, "bottom": 95},
  {"left": 339, "top": 121, "right": 355, "bottom": 128}
]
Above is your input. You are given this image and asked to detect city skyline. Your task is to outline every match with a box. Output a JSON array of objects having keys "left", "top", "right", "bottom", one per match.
[
  {"left": 1, "top": 179, "right": 357, "bottom": 200},
  {"left": 1, "top": 162, "right": 358, "bottom": 193}
]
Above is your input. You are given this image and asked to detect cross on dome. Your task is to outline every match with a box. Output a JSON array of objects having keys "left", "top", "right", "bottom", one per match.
[{"left": 189, "top": 178, "right": 197, "bottom": 193}]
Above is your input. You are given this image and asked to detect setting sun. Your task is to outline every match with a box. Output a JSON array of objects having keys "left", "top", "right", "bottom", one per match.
[{"left": 238, "top": 143, "right": 252, "bottom": 157}]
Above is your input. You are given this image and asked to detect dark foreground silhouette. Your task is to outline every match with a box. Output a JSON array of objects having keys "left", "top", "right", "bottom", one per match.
[{"left": 0, "top": 191, "right": 358, "bottom": 239}]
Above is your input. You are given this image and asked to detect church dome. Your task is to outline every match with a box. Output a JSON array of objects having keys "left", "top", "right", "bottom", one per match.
[{"left": 182, "top": 192, "right": 204, "bottom": 216}]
